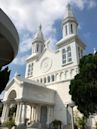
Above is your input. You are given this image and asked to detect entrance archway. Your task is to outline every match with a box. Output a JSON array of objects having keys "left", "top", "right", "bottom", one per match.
[
  {"left": 8, "top": 90, "right": 17, "bottom": 119},
  {"left": 1, "top": 90, "right": 17, "bottom": 123}
]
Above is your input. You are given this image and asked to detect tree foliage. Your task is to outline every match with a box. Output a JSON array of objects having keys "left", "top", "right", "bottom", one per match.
[
  {"left": 69, "top": 53, "right": 97, "bottom": 118},
  {"left": 0, "top": 67, "right": 10, "bottom": 94}
]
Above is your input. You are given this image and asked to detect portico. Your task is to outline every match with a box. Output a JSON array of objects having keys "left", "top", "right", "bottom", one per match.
[{"left": 1, "top": 75, "right": 55, "bottom": 126}]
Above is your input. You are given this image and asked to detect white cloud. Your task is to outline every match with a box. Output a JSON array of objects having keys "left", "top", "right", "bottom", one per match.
[
  {"left": 19, "top": 37, "right": 32, "bottom": 53},
  {"left": 88, "top": 0, "right": 97, "bottom": 9},
  {"left": 12, "top": 54, "right": 29, "bottom": 65},
  {"left": 0, "top": 0, "right": 96, "bottom": 66},
  {"left": 0, "top": 0, "right": 96, "bottom": 33}
]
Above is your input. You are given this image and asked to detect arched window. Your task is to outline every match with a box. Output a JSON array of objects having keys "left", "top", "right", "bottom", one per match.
[
  {"left": 41, "top": 45, "right": 43, "bottom": 53},
  {"left": 65, "top": 71, "right": 67, "bottom": 79},
  {"left": 67, "top": 46, "right": 72, "bottom": 62},
  {"left": 65, "top": 25, "right": 67, "bottom": 35},
  {"left": 44, "top": 77, "right": 46, "bottom": 83},
  {"left": 71, "top": 24, "right": 73, "bottom": 34},
  {"left": 40, "top": 78, "right": 42, "bottom": 83},
  {"left": 62, "top": 48, "right": 66, "bottom": 64},
  {"left": 36, "top": 44, "right": 39, "bottom": 52},
  {"left": 78, "top": 46, "right": 83, "bottom": 59},
  {"left": 48, "top": 76, "right": 50, "bottom": 83},
  {"left": 52, "top": 75, "right": 54, "bottom": 82},
  {"left": 28, "top": 63, "right": 33, "bottom": 77}
]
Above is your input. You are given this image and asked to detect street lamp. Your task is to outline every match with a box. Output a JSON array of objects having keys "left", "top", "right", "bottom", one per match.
[{"left": 67, "top": 102, "right": 75, "bottom": 129}]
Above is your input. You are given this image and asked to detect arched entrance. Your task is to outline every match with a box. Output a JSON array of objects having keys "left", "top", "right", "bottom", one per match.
[{"left": 1, "top": 90, "right": 17, "bottom": 123}]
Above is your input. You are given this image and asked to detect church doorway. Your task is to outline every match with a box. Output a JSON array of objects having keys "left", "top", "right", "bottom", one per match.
[
  {"left": 8, "top": 90, "right": 17, "bottom": 120},
  {"left": 40, "top": 106, "right": 47, "bottom": 125}
]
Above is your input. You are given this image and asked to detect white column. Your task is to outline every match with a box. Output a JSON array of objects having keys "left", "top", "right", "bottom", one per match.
[
  {"left": 36, "top": 106, "right": 38, "bottom": 122},
  {"left": 33, "top": 106, "right": 36, "bottom": 122},
  {"left": 15, "top": 103, "right": 23, "bottom": 125},
  {"left": 1, "top": 103, "right": 10, "bottom": 123},
  {"left": 34, "top": 106, "right": 37, "bottom": 122},
  {"left": 47, "top": 106, "right": 54, "bottom": 125},
  {"left": 71, "top": 107, "right": 74, "bottom": 129},
  {"left": 47, "top": 106, "right": 51, "bottom": 125},
  {"left": 15, "top": 103, "right": 20, "bottom": 124},
  {"left": 67, "top": 103, "right": 74, "bottom": 129},
  {"left": 30, "top": 105, "right": 36, "bottom": 122},
  {"left": 37, "top": 105, "right": 41, "bottom": 122},
  {"left": 21, "top": 103, "right": 27, "bottom": 124},
  {"left": 30, "top": 105, "right": 32, "bottom": 122}
]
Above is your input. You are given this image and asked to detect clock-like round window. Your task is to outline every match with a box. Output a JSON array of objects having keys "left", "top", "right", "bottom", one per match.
[{"left": 40, "top": 57, "right": 52, "bottom": 73}]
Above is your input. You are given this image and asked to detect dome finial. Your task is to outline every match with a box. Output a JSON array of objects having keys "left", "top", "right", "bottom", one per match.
[
  {"left": 33, "top": 24, "right": 44, "bottom": 42},
  {"left": 66, "top": 3, "right": 71, "bottom": 10},
  {"left": 64, "top": 3, "right": 74, "bottom": 18}
]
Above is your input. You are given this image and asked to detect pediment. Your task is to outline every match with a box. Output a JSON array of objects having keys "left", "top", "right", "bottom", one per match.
[
  {"left": 5, "top": 76, "right": 22, "bottom": 91},
  {"left": 37, "top": 48, "right": 55, "bottom": 61}
]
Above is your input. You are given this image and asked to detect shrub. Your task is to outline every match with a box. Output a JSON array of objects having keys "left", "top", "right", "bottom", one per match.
[
  {"left": 3, "top": 119, "right": 15, "bottom": 129},
  {"left": 51, "top": 120, "right": 62, "bottom": 129},
  {"left": 95, "top": 122, "right": 97, "bottom": 129},
  {"left": 75, "top": 116, "right": 86, "bottom": 129}
]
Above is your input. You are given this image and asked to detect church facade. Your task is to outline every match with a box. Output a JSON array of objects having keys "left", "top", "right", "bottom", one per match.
[{"left": 1, "top": 4, "right": 94, "bottom": 129}]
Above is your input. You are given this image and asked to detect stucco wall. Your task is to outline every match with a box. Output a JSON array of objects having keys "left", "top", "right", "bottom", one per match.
[{"left": 22, "top": 83, "right": 55, "bottom": 104}]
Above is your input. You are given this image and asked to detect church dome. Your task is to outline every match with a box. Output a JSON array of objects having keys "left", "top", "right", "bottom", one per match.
[{"left": 33, "top": 25, "right": 44, "bottom": 43}]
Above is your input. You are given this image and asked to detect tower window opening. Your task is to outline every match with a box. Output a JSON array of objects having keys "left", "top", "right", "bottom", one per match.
[
  {"left": 44, "top": 77, "right": 46, "bottom": 83},
  {"left": 48, "top": 76, "right": 50, "bottom": 83},
  {"left": 67, "top": 46, "right": 72, "bottom": 62},
  {"left": 78, "top": 47, "right": 83, "bottom": 58},
  {"left": 62, "top": 48, "right": 66, "bottom": 64},
  {"left": 36, "top": 44, "right": 39, "bottom": 52},
  {"left": 41, "top": 45, "right": 43, "bottom": 53},
  {"left": 28, "top": 63, "right": 33, "bottom": 77},
  {"left": 52, "top": 75, "right": 55, "bottom": 82},
  {"left": 71, "top": 24, "right": 73, "bottom": 34},
  {"left": 40, "top": 78, "right": 42, "bottom": 83},
  {"left": 65, "top": 25, "right": 67, "bottom": 35}
]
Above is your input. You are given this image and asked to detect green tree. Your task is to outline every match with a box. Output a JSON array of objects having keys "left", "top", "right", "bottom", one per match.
[
  {"left": 0, "top": 67, "right": 10, "bottom": 94},
  {"left": 69, "top": 53, "right": 97, "bottom": 118}
]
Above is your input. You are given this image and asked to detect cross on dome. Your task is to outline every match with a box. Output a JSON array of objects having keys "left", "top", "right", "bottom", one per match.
[
  {"left": 64, "top": 3, "right": 74, "bottom": 19},
  {"left": 33, "top": 24, "right": 44, "bottom": 42}
]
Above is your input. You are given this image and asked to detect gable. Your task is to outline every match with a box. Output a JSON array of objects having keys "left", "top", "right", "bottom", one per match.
[
  {"left": 32, "top": 48, "right": 61, "bottom": 77},
  {"left": 3, "top": 77, "right": 23, "bottom": 102}
]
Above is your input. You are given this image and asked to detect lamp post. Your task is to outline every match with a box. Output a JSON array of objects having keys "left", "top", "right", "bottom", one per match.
[{"left": 67, "top": 102, "right": 75, "bottom": 129}]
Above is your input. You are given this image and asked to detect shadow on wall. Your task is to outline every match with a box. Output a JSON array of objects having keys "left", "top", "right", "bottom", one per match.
[{"left": 53, "top": 91, "right": 72, "bottom": 129}]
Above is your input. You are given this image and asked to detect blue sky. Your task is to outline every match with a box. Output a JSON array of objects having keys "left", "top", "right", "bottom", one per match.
[{"left": 0, "top": 0, "right": 97, "bottom": 79}]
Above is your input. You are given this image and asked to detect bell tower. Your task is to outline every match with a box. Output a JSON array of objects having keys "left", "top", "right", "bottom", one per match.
[
  {"left": 32, "top": 25, "right": 45, "bottom": 56},
  {"left": 62, "top": 4, "right": 78, "bottom": 38},
  {"left": 57, "top": 4, "right": 85, "bottom": 66}
]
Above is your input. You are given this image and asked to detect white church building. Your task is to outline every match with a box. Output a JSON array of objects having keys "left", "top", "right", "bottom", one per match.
[{"left": 1, "top": 4, "right": 95, "bottom": 129}]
